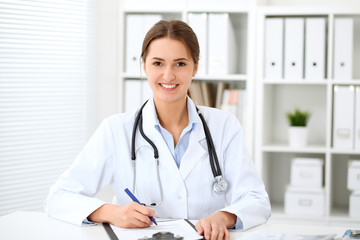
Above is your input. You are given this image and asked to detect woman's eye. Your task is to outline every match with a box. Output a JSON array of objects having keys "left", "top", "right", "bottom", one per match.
[
  {"left": 153, "top": 61, "right": 162, "bottom": 66},
  {"left": 177, "top": 62, "right": 186, "bottom": 67}
]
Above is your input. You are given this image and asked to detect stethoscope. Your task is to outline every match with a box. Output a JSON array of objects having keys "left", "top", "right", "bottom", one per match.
[{"left": 131, "top": 100, "right": 228, "bottom": 206}]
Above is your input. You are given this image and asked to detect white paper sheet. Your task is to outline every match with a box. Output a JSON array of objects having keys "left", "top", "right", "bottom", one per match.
[
  {"left": 110, "top": 219, "right": 202, "bottom": 240},
  {"left": 242, "top": 232, "right": 336, "bottom": 240}
]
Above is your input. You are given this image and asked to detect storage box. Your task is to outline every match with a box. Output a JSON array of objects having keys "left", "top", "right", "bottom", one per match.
[
  {"left": 290, "top": 158, "right": 323, "bottom": 188},
  {"left": 349, "top": 190, "right": 360, "bottom": 217},
  {"left": 284, "top": 186, "right": 325, "bottom": 216},
  {"left": 348, "top": 160, "right": 360, "bottom": 190}
]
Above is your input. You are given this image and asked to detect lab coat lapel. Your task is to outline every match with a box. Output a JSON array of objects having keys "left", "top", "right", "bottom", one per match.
[
  {"left": 139, "top": 100, "right": 182, "bottom": 179},
  {"left": 179, "top": 106, "right": 207, "bottom": 181}
]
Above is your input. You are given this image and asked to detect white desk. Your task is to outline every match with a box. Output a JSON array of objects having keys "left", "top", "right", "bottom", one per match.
[{"left": 0, "top": 211, "right": 354, "bottom": 240}]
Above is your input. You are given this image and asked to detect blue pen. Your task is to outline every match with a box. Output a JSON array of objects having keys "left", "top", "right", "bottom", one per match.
[{"left": 124, "top": 188, "right": 158, "bottom": 225}]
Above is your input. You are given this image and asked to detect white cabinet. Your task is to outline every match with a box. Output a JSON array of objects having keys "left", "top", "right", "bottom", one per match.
[{"left": 255, "top": 9, "right": 360, "bottom": 224}]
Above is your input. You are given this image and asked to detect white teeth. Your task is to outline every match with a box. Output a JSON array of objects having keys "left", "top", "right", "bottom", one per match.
[{"left": 161, "top": 84, "right": 176, "bottom": 89}]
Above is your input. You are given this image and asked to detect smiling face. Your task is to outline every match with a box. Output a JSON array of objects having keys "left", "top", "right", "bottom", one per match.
[{"left": 143, "top": 37, "right": 198, "bottom": 105}]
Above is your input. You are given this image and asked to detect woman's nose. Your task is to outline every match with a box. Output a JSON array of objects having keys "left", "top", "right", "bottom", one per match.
[{"left": 162, "top": 66, "right": 175, "bottom": 81}]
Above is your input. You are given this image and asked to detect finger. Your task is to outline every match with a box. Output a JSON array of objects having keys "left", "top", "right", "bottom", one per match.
[
  {"left": 126, "top": 221, "right": 149, "bottom": 228},
  {"left": 202, "top": 221, "right": 212, "bottom": 240},
  {"left": 195, "top": 221, "right": 204, "bottom": 235},
  {"left": 209, "top": 224, "right": 219, "bottom": 240},
  {"left": 134, "top": 204, "right": 155, "bottom": 218},
  {"left": 215, "top": 228, "right": 225, "bottom": 240},
  {"left": 133, "top": 211, "right": 153, "bottom": 226},
  {"left": 224, "top": 228, "right": 230, "bottom": 240}
]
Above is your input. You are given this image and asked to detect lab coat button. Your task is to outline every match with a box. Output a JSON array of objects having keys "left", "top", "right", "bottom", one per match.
[{"left": 177, "top": 195, "right": 181, "bottom": 200}]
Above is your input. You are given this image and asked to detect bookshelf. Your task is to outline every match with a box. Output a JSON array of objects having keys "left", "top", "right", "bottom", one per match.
[{"left": 254, "top": 7, "right": 360, "bottom": 224}]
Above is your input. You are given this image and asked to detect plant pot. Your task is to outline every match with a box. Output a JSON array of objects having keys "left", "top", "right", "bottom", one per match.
[{"left": 288, "top": 126, "right": 308, "bottom": 147}]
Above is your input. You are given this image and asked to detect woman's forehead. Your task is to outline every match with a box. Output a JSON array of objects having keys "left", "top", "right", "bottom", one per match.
[{"left": 147, "top": 37, "right": 192, "bottom": 60}]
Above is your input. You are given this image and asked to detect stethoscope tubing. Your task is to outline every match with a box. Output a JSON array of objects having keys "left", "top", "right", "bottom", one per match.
[
  {"left": 130, "top": 100, "right": 227, "bottom": 199},
  {"left": 196, "top": 107, "right": 222, "bottom": 178}
]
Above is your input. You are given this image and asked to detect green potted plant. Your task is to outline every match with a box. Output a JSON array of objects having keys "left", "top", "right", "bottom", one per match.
[{"left": 286, "top": 108, "right": 311, "bottom": 147}]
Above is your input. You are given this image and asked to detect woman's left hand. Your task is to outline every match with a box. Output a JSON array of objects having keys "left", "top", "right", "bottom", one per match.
[{"left": 195, "top": 211, "right": 236, "bottom": 240}]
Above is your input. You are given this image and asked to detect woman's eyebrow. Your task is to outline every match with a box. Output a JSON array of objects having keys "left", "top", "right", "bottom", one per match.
[
  {"left": 151, "top": 57, "right": 164, "bottom": 61},
  {"left": 174, "top": 58, "right": 189, "bottom": 62},
  {"left": 150, "top": 57, "right": 189, "bottom": 62}
]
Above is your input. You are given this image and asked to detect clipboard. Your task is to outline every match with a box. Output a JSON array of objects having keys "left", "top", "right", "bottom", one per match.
[
  {"left": 103, "top": 222, "right": 118, "bottom": 240},
  {"left": 103, "top": 219, "right": 203, "bottom": 240}
]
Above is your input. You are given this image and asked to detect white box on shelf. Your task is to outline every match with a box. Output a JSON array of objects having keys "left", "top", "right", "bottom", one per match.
[
  {"left": 347, "top": 160, "right": 360, "bottom": 191},
  {"left": 141, "top": 80, "right": 153, "bottom": 102},
  {"left": 124, "top": 80, "right": 151, "bottom": 112},
  {"left": 125, "top": 14, "right": 162, "bottom": 74},
  {"left": 284, "top": 186, "right": 325, "bottom": 216},
  {"left": 305, "top": 18, "right": 326, "bottom": 80},
  {"left": 284, "top": 18, "right": 304, "bottom": 80},
  {"left": 264, "top": 18, "right": 283, "bottom": 79},
  {"left": 290, "top": 158, "right": 323, "bottom": 188},
  {"left": 349, "top": 190, "right": 360, "bottom": 218},
  {"left": 124, "top": 80, "right": 142, "bottom": 112},
  {"left": 208, "top": 13, "right": 237, "bottom": 75},
  {"left": 187, "top": 13, "right": 208, "bottom": 75},
  {"left": 355, "top": 86, "right": 360, "bottom": 149},
  {"left": 126, "top": 14, "right": 143, "bottom": 74},
  {"left": 333, "top": 85, "right": 355, "bottom": 149},
  {"left": 333, "top": 18, "right": 353, "bottom": 80}
]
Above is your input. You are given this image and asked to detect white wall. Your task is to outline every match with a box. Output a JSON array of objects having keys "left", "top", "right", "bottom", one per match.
[
  {"left": 97, "top": 0, "right": 120, "bottom": 124},
  {"left": 94, "top": 0, "right": 120, "bottom": 202}
]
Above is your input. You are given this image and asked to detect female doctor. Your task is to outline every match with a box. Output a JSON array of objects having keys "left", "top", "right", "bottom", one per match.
[{"left": 44, "top": 20, "right": 271, "bottom": 240}]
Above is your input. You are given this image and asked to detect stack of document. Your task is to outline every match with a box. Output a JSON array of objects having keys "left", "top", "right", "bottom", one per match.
[
  {"left": 188, "top": 13, "right": 237, "bottom": 75},
  {"left": 264, "top": 17, "right": 327, "bottom": 80},
  {"left": 333, "top": 18, "right": 353, "bottom": 80},
  {"left": 125, "top": 14, "right": 162, "bottom": 74},
  {"left": 332, "top": 85, "right": 360, "bottom": 149}
]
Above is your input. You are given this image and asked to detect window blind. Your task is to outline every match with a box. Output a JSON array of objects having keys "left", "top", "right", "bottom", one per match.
[{"left": 0, "top": 0, "right": 97, "bottom": 215}]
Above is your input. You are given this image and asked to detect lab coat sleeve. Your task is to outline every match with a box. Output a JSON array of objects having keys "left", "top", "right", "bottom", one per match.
[
  {"left": 44, "top": 118, "right": 117, "bottom": 226},
  {"left": 218, "top": 116, "right": 271, "bottom": 230}
]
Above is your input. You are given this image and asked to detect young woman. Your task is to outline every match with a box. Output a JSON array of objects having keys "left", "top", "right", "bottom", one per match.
[{"left": 45, "top": 20, "right": 271, "bottom": 240}]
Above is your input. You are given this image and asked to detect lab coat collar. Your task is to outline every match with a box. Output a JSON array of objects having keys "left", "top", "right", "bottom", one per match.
[
  {"left": 150, "top": 97, "right": 198, "bottom": 133},
  {"left": 140, "top": 97, "right": 207, "bottom": 181}
]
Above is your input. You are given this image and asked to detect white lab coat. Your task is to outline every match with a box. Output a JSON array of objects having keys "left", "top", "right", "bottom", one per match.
[{"left": 44, "top": 97, "right": 271, "bottom": 230}]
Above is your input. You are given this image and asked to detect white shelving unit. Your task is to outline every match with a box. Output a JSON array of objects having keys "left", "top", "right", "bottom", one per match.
[
  {"left": 255, "top": 7, "right": 360, "bottom": 225},
  {"left": 118, "top": 0, "right": 360, "bottom": 225},
  {"left": 118, "top": 0, "right": 257, "bottom": 154}
]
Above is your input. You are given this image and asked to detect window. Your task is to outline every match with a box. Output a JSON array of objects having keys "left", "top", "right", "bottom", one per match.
[{"left": 0, "top": 0, "right": 97, "bottom": 215}]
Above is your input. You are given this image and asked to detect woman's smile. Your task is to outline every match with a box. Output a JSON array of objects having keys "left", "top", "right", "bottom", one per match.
[{"left": 160, "top": 83, "right": 178, "bottom": 90}]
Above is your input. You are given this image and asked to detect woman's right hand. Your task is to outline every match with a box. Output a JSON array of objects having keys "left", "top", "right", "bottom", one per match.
[{"left": 88, "top": 203, "right": 155, "bottom": 228}]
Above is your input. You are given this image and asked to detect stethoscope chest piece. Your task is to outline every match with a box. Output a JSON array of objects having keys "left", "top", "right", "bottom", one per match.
[{"left": 213, "top": 175, "right": 228, "bottom": 194}]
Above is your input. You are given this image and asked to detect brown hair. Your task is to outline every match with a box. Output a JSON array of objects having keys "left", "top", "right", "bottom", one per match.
[{"left": 141, "top": 20, "right": 200, "bottom": 65}]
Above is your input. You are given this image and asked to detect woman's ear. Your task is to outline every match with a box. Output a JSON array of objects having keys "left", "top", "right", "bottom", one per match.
[
  {"left": 192, "top": 63, "right": 199, "bottom": 77},
  {"left": 142, "top": 61, "right": 147, "bottom": 74}
]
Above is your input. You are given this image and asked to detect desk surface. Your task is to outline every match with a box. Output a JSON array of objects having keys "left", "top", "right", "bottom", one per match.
[{"left": 0, "top": 211, "right": 355, "bottom": 240}]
